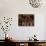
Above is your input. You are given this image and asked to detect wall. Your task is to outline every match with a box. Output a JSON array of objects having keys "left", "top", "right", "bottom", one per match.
[{"left": 0, "top": 0, "right": 46, "bottom": 40}]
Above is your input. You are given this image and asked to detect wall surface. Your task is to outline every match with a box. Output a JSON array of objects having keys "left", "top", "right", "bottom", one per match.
[{"left": 0, "top": 0, "right": 46, "bottom": 40}]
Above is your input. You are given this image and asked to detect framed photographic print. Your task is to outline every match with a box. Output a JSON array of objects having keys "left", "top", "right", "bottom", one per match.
[{"left": 18, "top": 14, "right": 34, "bottom": 26}]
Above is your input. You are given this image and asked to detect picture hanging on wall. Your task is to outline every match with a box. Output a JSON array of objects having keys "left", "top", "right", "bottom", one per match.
[{"left": 18, "top": 14, "right": 34, "bottom": 26}]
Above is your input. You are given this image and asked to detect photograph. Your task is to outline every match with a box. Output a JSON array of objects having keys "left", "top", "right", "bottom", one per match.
[{"left": 18, "top": 14, "right": 34, "bottom": 26}]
